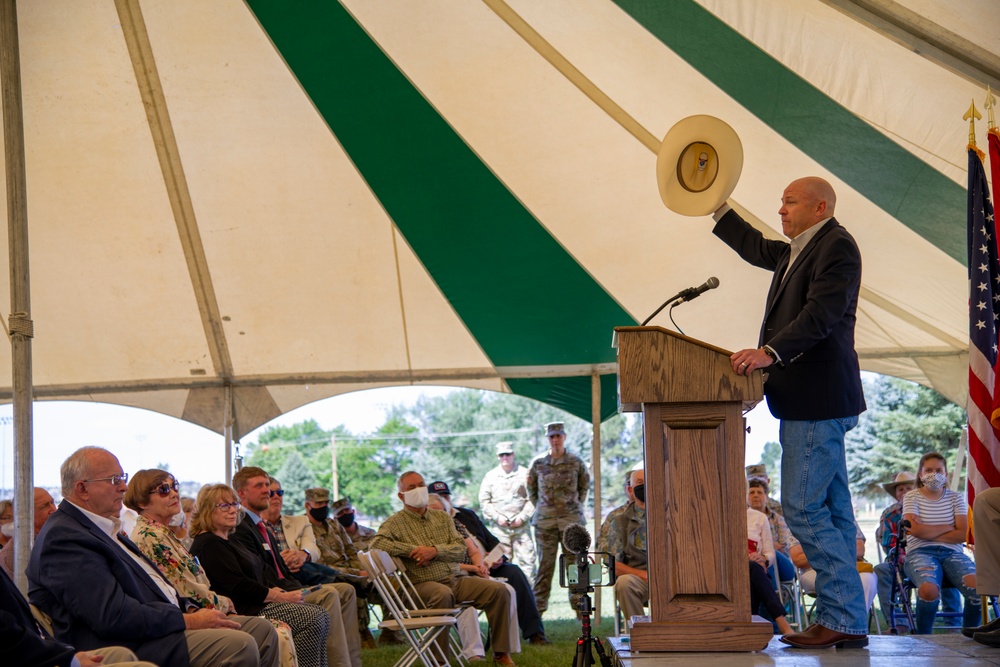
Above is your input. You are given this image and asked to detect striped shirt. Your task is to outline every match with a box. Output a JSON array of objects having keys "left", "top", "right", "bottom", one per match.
[
  {"left": 369, "top": 507, "right": 467, "bottom": 584},
  {"left": 902, "top": 488, "right": 966, "bottom": 553}
]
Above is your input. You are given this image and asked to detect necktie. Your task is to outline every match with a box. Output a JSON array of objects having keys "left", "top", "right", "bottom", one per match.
[{"left": 257, "top": 521, "right": 285, "bottom": 579}]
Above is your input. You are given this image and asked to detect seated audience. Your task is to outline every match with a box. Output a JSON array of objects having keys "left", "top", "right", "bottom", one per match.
[
  {"left": 1, "top": 487, "right": 57, "bottom": 578},
  {"left": 429, "top": 480, "right": 548, "bottom": 645},
  {"left": 968, "top": 486, "right": 1000, "bottom": 645},
  {"left": 746, "top": 506, "right": 794, "bottom": 634},
  {"left": 1, "top": 564, "right": 156, "bottom": 667},
  {"left": 125, "top": 470, "right": 303, "bottom": 667},
  {"left": 188, "top": 482, "right": 330, "bottom": 667},
  {"left": 606, "top": 469, "right": 648, "bottom": 632},
  {"left": 747, "top": 478, "right": 795, "bottom": 583},
  {"left": 27, "top": 446, "right": 279, "bottom": 667},
  {"left": 230, "top": 467, "right": 361, "bottom": 667},
  {"left": 790, "top": 521, "right": 878, "bottom": 615},
  {"left": 902, "top": 451, "right": 979, "bottom": 633},
  {"left": 370, "top": 471, "right": 516, "bottom": 666}
]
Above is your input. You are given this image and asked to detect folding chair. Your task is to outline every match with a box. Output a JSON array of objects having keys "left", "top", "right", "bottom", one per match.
[{"left": 359, "top": 550, "right": 458, "bottom": 667}]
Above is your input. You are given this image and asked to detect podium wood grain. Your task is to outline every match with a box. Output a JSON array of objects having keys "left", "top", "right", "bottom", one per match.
[{"left": 614, "top": 327, "right": 772, "bottom": 651}]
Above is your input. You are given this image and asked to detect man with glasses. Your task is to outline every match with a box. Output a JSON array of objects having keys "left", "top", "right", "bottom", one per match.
[
  {"left": 1, "top": 487, "right": 57, "bottom": 578},
  {"left": 479, "top": 441, "right": 536, "bottom": 579},
  {"left": 27, "top": 447, "right": 276, "bottom": 667}
]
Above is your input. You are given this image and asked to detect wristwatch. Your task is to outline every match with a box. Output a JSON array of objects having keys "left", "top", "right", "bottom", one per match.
[{"left": 761, "top": 345, "right": 783, "bottom": 368}]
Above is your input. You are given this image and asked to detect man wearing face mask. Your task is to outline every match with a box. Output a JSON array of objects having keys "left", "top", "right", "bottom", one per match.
[
  {"left": 607, "top": 470, "right": 647, "bottom": 630},
  {"left": 901, "top": 452, "right": 979, "bottom": 634},
  {"left": 371, "top": 471, "right": 516, "bottom": 666},
  {"left": 332, "top": 498, "right": 376, "bottom": 553},
  {"left": 304, "top": 488, "right": 365, "bottom": 578}
]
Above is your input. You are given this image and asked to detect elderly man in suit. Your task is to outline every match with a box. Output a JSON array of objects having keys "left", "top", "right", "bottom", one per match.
[
  {"left": 713, "top": 177, "right": 867, "bottom": 649},
  {"left": 232, "top": 466, "right": 362, "bottom": 667},
  {"left": 27, "top": 446, "right": 279, "bottom": 667}
]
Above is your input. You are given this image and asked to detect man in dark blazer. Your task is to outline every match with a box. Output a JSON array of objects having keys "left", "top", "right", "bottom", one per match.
[
  {"left": 232, "top": 466, "right": 361, "bottom": 667},
  {"left": 713, "top": 177, "right": 868, "bottom": 649},
  {"left": 27, "top": 446, "right": 278, "bottom": 667},
  {"left": 428, "top": 480, "right": 549, "bottom": 645}
]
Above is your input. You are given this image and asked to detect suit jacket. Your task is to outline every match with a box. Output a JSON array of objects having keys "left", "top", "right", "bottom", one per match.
[
  {"left": 714, "top": 210, "right": 865, "bottom": 420},
  {"left": 231, "top": 513, "right": 302, "bottom": 591},
  {"left": 26, "top": 502, "right": 190, "bottom": 667},
  {"left": 279, "top": 515, "right": 320, "bottom": 562},
  {"left": 1, "top": 565, "right": 76, "bottom": 667}
]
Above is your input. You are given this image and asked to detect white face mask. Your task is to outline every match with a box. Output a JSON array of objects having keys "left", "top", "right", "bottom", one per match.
[
  {"left": 0, "top": 522, "right": 13, "bottom": 538},
  {"left": 402, "top": 486, "right": 429, "bottom": 508},
  {"left": 921, "top": 472, "right": 947, "bottom": 490},
  {"left": 168, "top": 510, "right": 186, "bottom": 527}
]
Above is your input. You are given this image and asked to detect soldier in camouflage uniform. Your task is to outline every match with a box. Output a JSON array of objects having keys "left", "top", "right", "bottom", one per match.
[
  {"left": 304, "top": 488, "right": 364, "bottom": 575},
  {"left": 479, "top": 441, "right": 537, "bottom": 579},
  {"left": 332, "top": 498, "right": 377, "bottom": 553},
  {"left": 526, "top": 422, "right": 590, "bottom": 615},
  {"left": 597, "top": 469, "right": 637, "bottom": 552}
]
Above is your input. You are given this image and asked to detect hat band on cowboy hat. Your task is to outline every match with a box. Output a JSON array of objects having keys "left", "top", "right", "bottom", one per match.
[{"left": 656, "top": 115, "right": 743, "bottom": 217}]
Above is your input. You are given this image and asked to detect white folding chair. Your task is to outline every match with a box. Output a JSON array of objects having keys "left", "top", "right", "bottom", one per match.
[
  {"left": 366, "top": 549, "right": 475, "bottom": 663},
  {"left": 359, "top": 550, "right": 457, "bottom": 667}
]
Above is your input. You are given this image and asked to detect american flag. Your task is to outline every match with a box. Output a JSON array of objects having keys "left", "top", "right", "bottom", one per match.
[{"left": 967, "top": 144, "right": 1000, "bottom": 507}]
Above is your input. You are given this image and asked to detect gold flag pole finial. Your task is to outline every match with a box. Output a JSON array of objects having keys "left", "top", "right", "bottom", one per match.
[
  {"left": 986, "top": 86, "right": 997, "bottom": 132},
  {"left": 965, "top": 99, "right": 984, "bottom": 158}
]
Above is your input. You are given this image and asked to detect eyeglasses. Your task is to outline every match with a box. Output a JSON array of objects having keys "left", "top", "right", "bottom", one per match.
[
  {"left": 269, "top": 489, "right": 284, "bottom": 497},
  {"left": 84, "top": 473, "right": 129, "bottom": 486},
  {"left": 215, "top": 501, "right": 241, "bottom": 511},
  {"left": 151, "top": 480, "right": 179, "bottom": 496}
]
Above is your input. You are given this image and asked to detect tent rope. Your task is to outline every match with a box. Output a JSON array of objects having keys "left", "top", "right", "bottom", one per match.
[{"left": 5, "top": 312, "right": 33, "bottom": 338}]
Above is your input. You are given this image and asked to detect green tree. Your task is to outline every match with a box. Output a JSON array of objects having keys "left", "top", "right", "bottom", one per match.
[
  {"left": 846, "top": 375, "right": 965, "bottom": 500},
  {"left": 757, "top": 440, "right": 782, "bottom": 496},
  {"left": 276, "top": 451, "right": 317, "bottom": 514},
  {"left": 336, "top": 414, "right": 417, "bottom": 519}
]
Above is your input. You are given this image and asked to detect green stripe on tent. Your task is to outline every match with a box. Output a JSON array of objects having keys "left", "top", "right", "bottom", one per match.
[
  {"left": 615, "top": 0, "right": 966, "bottom": 264},
  {"left": 247, "top": 2, "right": 631, "bottom": 420}
]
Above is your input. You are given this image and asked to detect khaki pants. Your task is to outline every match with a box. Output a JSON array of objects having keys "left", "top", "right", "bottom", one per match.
[
  {"left": 414, "top": 576, "right": 513, "bottom": 657},
  {"left": 975, "top": 487, "right": 1000, "bottom": 596},
  {"left": 613, "top": 574, "right": 648, "bottom": 631}
]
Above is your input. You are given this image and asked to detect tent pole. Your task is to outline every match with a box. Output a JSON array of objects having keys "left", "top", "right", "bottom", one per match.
[
  {"left": 1, "top": 0, "right": 35, "bottom": 594},
  {"left": 591, "top": 371, "right": 602, "bottom": 622},
  {"left": 224, "top": 384, "right": 233, "bottom": 483}
]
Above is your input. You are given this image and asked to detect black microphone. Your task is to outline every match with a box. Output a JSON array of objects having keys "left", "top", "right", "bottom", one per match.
[
  {"left": 563, "top": 524, "right": 592, "bottom": 556},
  {"left": 678, "top": 276, "right": 720, "bottom": 303},
  {"left": 640, "top": 276, "right": 720, "bottom": 326}
]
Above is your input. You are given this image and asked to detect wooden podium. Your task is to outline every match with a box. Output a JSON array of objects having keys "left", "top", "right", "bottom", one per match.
[{"left": 613, "top": 326, "right": 773, "bottom": 651}]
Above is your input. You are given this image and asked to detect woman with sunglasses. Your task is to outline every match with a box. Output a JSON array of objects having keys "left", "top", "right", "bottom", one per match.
[
  {"left": 190, "top": 483, "right": 331, "bottom": 667},
  {"left": 124, "top": 470, "right": 303, "bottom": 667}
]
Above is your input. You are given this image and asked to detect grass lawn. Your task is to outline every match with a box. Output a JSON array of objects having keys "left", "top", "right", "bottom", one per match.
[{"left": 361, "top": 593, "right": 621, "bottom": 667}]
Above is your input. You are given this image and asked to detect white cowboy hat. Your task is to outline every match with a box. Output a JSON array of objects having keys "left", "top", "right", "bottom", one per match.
[
  {"left": 656, "top": 115, "right": 743, "bottom": 217},
  {"left": 881, "top": 471, "right": 917, "bottom": 499}
]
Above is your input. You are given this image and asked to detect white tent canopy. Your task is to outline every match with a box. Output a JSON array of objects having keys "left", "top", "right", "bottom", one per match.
[{"left": 2, "top": 0, "right": 998, "bottom": 440}]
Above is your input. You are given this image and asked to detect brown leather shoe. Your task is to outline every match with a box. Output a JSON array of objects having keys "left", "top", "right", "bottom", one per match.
[
  {"left": 493, "top": 652, "right": 516, "bottom": 666},
  {"left": 779, "top": 624, "right": 868, "bottom": 649},
  {"left": 528, "top": 632, "right": 551, "bottom": 645}
]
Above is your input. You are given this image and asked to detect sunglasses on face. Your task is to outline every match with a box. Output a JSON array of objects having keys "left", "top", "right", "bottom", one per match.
[
  {"left": 151, "top": 480, "right": 179, "bottom": 496},
  {"left": 269, "top": 489, "right": 284, "bottom": 497}
]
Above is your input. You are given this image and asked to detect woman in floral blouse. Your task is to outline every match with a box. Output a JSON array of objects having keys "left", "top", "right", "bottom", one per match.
[{"left": 125, "top": 469, "right": 300, "bottom": 667}]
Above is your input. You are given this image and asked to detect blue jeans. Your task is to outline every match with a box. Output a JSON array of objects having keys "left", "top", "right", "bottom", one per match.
[
  {"left": 903, "top": 546, "right": 979, "bottom": 633},
  {"left": 876, "top": 559, "right": 964, "bottom": 629},
  {"left": 780, "top": 416, "right": 868, "bottom": 635}
]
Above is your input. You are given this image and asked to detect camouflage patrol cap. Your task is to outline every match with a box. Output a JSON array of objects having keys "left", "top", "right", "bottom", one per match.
[
  {"left": 331, "top": 497, "right": 354, "bottom": 513},
  {"left": 304, "top": 487, "right": 330, "bottom": 503},
  {"left": 745, "top": 464, "right": 768, "bottom": 480},
  {"left": 545, "top": 422, "right": 565, "bottom": 437},
  {"left": 495, "top": 441, "right": 515, "bottom": 455}
]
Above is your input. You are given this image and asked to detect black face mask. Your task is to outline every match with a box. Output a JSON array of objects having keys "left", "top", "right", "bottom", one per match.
[
  {"left": 633, "top": 484, "right": 645, "bottom": 503},
  {"left": 309, "top": 506, "right": 330, "bottom": 522},
  {"left": 336, "top": 512, "right": 355, "bottom": 528}
]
